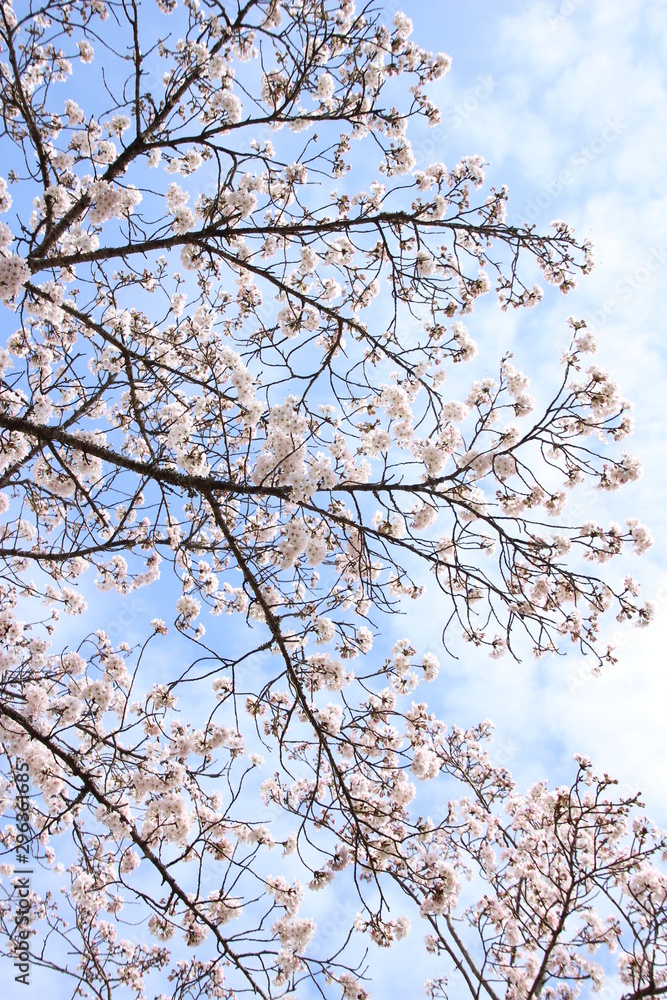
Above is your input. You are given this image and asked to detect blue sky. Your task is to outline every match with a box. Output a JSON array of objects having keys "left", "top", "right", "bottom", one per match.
[{"left": 4, "top": 1, "right": 667, "bottom": 997}]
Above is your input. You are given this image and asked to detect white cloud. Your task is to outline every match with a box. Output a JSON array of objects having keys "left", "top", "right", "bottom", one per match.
[{"left": 397, "top": 0, "right": 667, "bottom": 822}]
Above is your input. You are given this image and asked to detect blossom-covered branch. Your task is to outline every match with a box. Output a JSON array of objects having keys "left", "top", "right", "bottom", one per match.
[{"left": 0, "top": 1, "right": 662, "bottom": 998}]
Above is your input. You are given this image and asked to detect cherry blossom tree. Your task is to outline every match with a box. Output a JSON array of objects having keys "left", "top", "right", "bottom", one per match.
[{"left": 0, "top": 0, "right": 664, "bottom": 998}]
